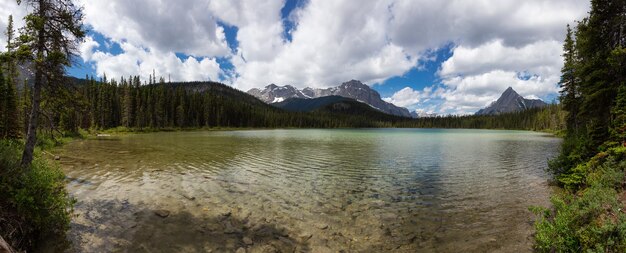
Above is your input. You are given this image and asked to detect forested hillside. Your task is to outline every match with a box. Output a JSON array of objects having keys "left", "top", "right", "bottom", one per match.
[{"left": 2, "top": 75, "right": 566, "bottom": 134}]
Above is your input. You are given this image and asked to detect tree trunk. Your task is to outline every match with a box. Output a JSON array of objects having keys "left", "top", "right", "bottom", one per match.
[
  {"left": 20, "top": 0, "right": 45, "bottom": 168},
  {"left": 0, "top": 235, "right": 16, "bottom": 253},
  {"left": 20, "top": 70, "right": 41, "bottom": 168}
]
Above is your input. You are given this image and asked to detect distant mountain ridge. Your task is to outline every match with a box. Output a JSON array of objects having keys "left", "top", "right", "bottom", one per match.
[
  {"left": 247, "top": 80, "right": 412, "bottom": 117},
  {"left": 475, "top": 87, "right": 547, "bottom": 115},
  {"left": 272, "top": 96, "right": 354, "bottom": 112}
]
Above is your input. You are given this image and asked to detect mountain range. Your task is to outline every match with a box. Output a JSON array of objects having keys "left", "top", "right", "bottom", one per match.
[
  {"left": 247, "top": 80, "right": 413, "bottom": 117},
  {"left": 475, "top": 87, "right": 547, "bottom": 115}
]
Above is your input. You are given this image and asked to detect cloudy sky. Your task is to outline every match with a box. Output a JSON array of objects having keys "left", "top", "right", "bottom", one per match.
[{"left": 0, "top": 0, "right": 590, "bottom": 114}]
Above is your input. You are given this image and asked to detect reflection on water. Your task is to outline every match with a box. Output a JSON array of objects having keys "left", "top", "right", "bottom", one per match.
[{"left": 56, "top": 129, "right": 561, "bottom": 252}]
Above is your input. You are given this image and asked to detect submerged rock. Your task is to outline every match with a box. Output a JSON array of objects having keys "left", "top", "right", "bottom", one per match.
[
  {"left": 181, "top": 193, "right": 195, "bottom": 200},
  {"left": 243, "top": 236, "right": 253, "bottom": 245},
  {"left": 224, "top": 221, "right": 243, "bottom": 234},
  {"left": 299, "top": 232, "right": 313, "bottom": 241},
  {"left": 154, "top": 209, "right": 170, "bottom": 218},
  {"left": 316, "top": 223, "right": 329, "bottom": 230}
]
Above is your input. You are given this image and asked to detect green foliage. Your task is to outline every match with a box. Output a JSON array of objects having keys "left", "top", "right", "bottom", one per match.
[
  {"left": 533, "top": 152, "right": 626, "bottom": 252},
  {"left": 0, "top": 140, "right": 73, "bottom": 251},
  {"left": 12, "top": 158, "right": 73, "bottom": 234},
  {"left": 0, "top": 67, "right": 21, "bottom": 139},
  {"left": 611, "top": 82, "right": 626, "bottom": 143}
]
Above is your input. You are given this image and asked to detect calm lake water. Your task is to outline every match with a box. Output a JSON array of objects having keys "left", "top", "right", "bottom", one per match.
[{"left": 56, "top": 129, "right": 561, "bottom": 252}]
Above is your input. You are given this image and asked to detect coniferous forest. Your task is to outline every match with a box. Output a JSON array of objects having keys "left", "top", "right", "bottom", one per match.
[{"left": 531, "top": 0, "right": 626, "bottom": 251}]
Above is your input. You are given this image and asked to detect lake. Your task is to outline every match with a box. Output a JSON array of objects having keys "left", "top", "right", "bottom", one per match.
[{"left": 56, "top": 129, "right": 561, "bottom": 252}]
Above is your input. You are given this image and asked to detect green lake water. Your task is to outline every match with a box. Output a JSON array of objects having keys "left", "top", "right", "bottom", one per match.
[{"left": 56, "top": 129, "right": 561, "bottom": 252}]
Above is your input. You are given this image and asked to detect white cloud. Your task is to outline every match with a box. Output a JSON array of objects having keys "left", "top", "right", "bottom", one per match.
[
  {"left": 436, "top": 70, "right": 559, "bottom": 114},
  {"left": 228, "top": 0, "right": 588, "bottom": 93},
  {"left": 439, "top": 40, "right": 563, "bottom": 78},
  {"left": 384, "top": 87, "right": 431, "bottom": 107},
  {"left": 231, "top": 0, "right": 419, "bottom": 90},
  {"left": 389, "top": 0, "right": 589, "bottom": 50},
  {"left": 79, "top": 36, "right": 100, "bottom": 62},
  {"left": 428, "top": 39, "right": 563, "bottom": 113},
  {"left": 88, "top": 42, "right": 222, "bottom": 82},
  {"left": 381, "top": 0, "right": 588, "bottom": 114},
  {"left": 208, "top": 0, "right": 286, "bottom": 61},
  {"left": 79, "top": 0, "right": 230, "bottom": 57}
]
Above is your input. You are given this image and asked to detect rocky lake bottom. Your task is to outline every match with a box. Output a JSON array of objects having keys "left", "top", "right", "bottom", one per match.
[{"left": 53, "top": 129, "right": 561, "bottom": 252}]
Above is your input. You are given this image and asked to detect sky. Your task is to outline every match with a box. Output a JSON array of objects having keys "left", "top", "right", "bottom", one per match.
[{"left": 0, "top": 0, "right": 590, "bottom": 115}]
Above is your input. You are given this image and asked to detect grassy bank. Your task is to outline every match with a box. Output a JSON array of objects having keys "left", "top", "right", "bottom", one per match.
[
  {"left": 94, "top": 126, "right": 272, "bottom": 135},
  {"left": 531, "top": 146, "right": 626, "bottom": 252}
]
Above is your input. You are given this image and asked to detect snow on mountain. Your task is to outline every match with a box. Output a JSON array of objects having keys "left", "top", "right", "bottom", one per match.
[{"left": 247, "top": 80, "right": 412, "bottom": 117}]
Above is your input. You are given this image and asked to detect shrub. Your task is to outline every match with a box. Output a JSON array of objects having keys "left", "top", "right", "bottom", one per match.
[
  {"left": 533, "top": 152, "right": 626, "bottom": 252},
  {"left": 0, "top": 140, "right": 73, "bottom": 251}
]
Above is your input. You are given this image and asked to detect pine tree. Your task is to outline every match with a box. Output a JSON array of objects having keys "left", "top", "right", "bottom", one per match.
[
  {"left": 121, "top": 78, "right": 132, "bottom": 127},
  {"left": 560, "top": 24, "right": 580, "bottom": 135},
  {"left": 610, "top": 84, "right": 626, "bottom": 145},
  {"left": 3, "top": 15, "right": 21, "bottom": 138},
  {"left": 16, "top": 0, "right": 85, "bottom": 167},
  {"left": 0, "top": 69, "right": 6, "bottom": 138},
  {"left": 609, "top": 45, "right": 626, "bottom": 144},
  {"left": 3, "top": 69, "right": 20, "bottom": 139}
]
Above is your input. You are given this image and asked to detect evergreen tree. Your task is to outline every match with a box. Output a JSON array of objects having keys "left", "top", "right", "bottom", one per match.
[
  {"left": 609, "top": 44, "right": 626, "bottom": 144},
  {"left": 550, "top": 0, "right": 626, "bottom": 176},
  {"left": 3, "top": 15, "right": 21, "bottom": 138},
  {"left": 610, "top": 84, "right": 626, "bottom": 144},
  {"left": 121, "top": 78, "right": 132, "bottom": 127},
  {"left": 16, "top": 0, "right": 85, "bottom": 167},
  {"left": 559, "top": 24, "right": 580, "bottom": 135},
  {"left": 0, "top": 69, "right": 6, "bottom": 138},
  {"left": 2, "top": 68, "right": 20, "bottom": 139},
  {"left": 574, "top": 0, "right": 626, "bottom": 154}
]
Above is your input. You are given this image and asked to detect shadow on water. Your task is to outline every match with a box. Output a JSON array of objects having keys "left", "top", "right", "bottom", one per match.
[{"left": 65, "top": 199, "right": 311, "bottom": 253}]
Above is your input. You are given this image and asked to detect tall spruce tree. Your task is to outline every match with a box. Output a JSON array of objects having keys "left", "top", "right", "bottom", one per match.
[
  {"left": 3, "top": 15, "right": 21, "bottom": 139},
  {"left": 560, "top": 25, "right": 580, "bottom": 135},
  {"left": 0, "top": 69, "right": 6, "bottom": 137},
  {"left": 16, "top": 0, "right": 85, "bottom": 167},
  {"left": 552, "top": 0, "right": 626, "bottom": 176},
  {"left": 576, "top": 0, "right": 626, "bottom": 152}
]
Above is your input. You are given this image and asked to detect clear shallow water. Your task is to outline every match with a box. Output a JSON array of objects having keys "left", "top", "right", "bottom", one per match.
[{"left": 56, "top": 129, "right": 561, "bottom": 252}]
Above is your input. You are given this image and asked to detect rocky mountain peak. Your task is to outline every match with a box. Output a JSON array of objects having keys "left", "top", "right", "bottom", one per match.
[
  {"left": 247, "top": 80, "right": 412, "bottom": 117},
  {"left": 475, "top": 87, "right": 547, "bottom": 115}
]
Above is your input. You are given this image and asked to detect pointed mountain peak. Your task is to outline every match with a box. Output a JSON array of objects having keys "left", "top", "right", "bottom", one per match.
[
  {"left": 476, "top": 87, "right": 546, "bottom": 115},
  {"left": 502, "top": 87, "right": 518, "bottom": 96}
]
